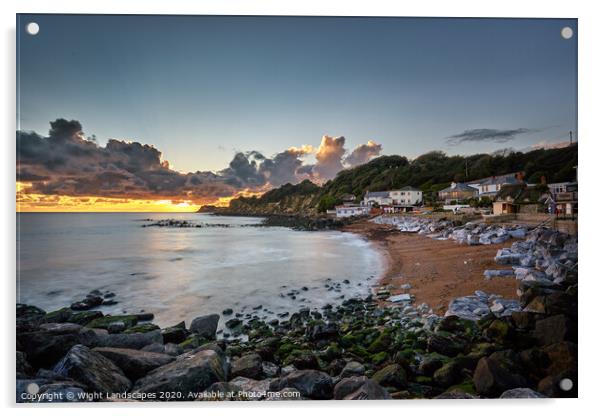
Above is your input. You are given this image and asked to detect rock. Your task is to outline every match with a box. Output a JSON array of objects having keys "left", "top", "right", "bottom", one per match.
[
  {"left": 16, "top": 304, "right": 46, "bottom": 332},
  {"left": 108, "top": 321, "right": 126, "bottom": 334},
  {"left": 94, "top": 330, "right": 163, "bottom": 350},
  {"left": 342, "top": 378, "right": 391, "bottom": 400},
  {"left": 230, "top": 353, "right": 263, "bottom": 379},
  {"left": 16, "top": 351, "right": 34, "bottom": 378},
  {"left": 483, "top": 269, "right": 515, "bottom": 279},
  {"left": 39, "top": 323, "right": 83, "bottom": 335},
  {"left": 68, "top": 310, "right": 104, "bottom": 326},
  {"left": 371, "top": 364, "right": 407, "bottom": 389},
  {"left": 433, "top": 361, "right": 464, "bottom": 387},
  {"left": 86, "top": 315, "right": 139, "bottom": 330},
  {"left": 427, "top": 333, "right": 466, "bottom": 357},
  {"left": 500, "top": 387, "right": 547, "bottom": 398},
  {"left": 262, "top": 361, "right": 280, "bottom": 378},
  {"left": 70, "top": 295, "right": 104, "bottom": 311},
  {"left": 53, "top": 345, "right": 132, "bottom": 393},
  {"left": 533, "top": 315, "right": 576, "bottom": 346},
  {"left": 164, "top": 343, "right": 184, "bottom": 356},
  {"left": 93, "top": 347, "right": 175, "bottom": 381},
  {"left": 201, "top": 382, "right": 243, "bottom": 401},
  {"left": 277, "top": 370, "right": 334, "bottom": 399},
  {"left": 339, "top": 361, "right": 365, "bottom": 378},
  {"left": 225, "top": 318, "right": 242, "bottom": 329},
  {"left": 161, "top": 322, "right": 188, "bottom": 344},
  {"left": 133, "top": 348, "right": 226, "bottom": 398},
  {"left": 307, "top": 322, "right": 339, "bottom": 341},
  {"left": 43, "top": 307, "right": 75, "bottom": 324},
  {"left": 189, "top": 314, "right": 220, "bottom": 340},
  {"left": 333, "top": 376, "right": 367, "bottom": 399},
  {"left": 228, "top": 377, "right": 272, "bottom": 400},
  {"left": 435, "top": 391, "right": 478, "bottom": 399},
  {"left": 544, "top": 341, "right": 577, "bottom": 377},
  {"left": 418, "top": 354, "right": 444, "bottom": 376},
  {"left": 473, "top": 350, "right": 527, "bottom": 397},
  {"left": 388, "top": 294, "right": 411, "bottom": 303},
  {"left": 17, "top": 331, "right": 85, "bottom": 369}
]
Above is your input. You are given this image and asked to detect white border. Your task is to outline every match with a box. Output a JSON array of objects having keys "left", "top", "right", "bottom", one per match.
[{"left": 2, "top": 1, "right": 600, "bottom": 415}]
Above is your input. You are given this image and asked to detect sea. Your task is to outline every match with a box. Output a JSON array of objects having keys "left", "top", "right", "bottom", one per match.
[{"left": 16, "top": 213, "right": 384, "bottom": 329}]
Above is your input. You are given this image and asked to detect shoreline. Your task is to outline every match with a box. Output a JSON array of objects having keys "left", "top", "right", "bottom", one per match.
[{"left": 343, "top": 219, "right": 519, "bottom": 314}]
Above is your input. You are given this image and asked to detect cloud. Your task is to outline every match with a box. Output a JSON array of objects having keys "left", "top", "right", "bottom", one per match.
[
  {"left": 528, "top": 140, "right": 573, "bottom": 150},
  {"left": 313, "top": 135, "right": 347, "bottom": 180},
  {"left": 345, "top": 140, "right": 382, "bottom": 167},
  {"left": 17, "top": 119, "right": 384, "bottom": 205},
  {"left": 446, "top": 128, "right": 536, "bottom": 145}
]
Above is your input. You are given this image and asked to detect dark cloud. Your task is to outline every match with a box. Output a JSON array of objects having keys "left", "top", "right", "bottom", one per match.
[
  {"left": 446, "top": 128, "right": 536, "bottom": 145},
  {"left": 344, "top": 140, "right": 382, "bottom": 167},
  {"left": 17, "top": 119, "right": 384, "bottom": 204}
]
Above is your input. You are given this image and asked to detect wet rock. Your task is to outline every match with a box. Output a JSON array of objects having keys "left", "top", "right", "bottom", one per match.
[
  {"left": 473, "top": 350, "right": 527, "bottom": 397},
  {"left": 39, "top": 323, "right": 83, "bottom": 335},
  {"left": 53, "top": 345, "right": 132, "bottom": 393},
  {"left": 190, "top": 314, "right": 220, "bottom": 340},
  {"left": 265, "top": 387, "right": 303, "bottom": 401},
  {"left": 435, "top": 391, "right": 478, "bottom": 399},
  {"left": 230, "top": 353, "right": 263, "bottom": 379},
  {"left": 500, "top": 387, "right": 547, "bottom": 398},
  {"left": 342, "top": 378, "right": 391, "bottom": 400},
  {"left": 93, "top": 347, "right": 175, "bottom": 381},
  {"left": 228, "top": 377, "right": 271, "bottom": 400},
  {"left": 339, "top": 361, "right": 365, "bottom": 378},
  {"left": 427, "top": 333, "right": 466, "bottom": 357},
  {"left": 262, "top": 361, "right": 280, "bottom": 378},
  {"left": 16, "top": 351, "right": 34, "bottom": 378},
  {"left": 133, "top": 348, "right": 226, "bottom": 398},
  {"left": 16, "top": 304, "right": 46, "bottom": 332},
  {"left": 71, "top": 295, "right": 104, "bottom": 311},
  {"left": 277, "top": 370, "right": 334, "bottom": 399},
  {"left": 161, "top": 322, "right": 188, "bottom": 344},
  {"left": 94, "top": 329, "right": 163, "bottom": 350}
]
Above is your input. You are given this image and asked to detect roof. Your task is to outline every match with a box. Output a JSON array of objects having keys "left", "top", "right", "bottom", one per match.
[
  {"left": 439, "top": 182, "right": 479, "bottom": 194},
  {"left": 395, "top": 186, "right": 421, "bottom": 192},
  {"left": 365, "top": 191, "right": 390, "bottom": 198},
  {"left": 496, "top": 183, "right": 549, "bottom": 204},
  {"left": 468, "top": 172, "right": 523, "bottom": 186}
]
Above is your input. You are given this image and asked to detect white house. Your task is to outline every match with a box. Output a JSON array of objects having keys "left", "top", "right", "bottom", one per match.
[
  {"left": 363, "top": 191, "right": 392, "bottom": 207},
  {"left": 335, "top": 205, "right": 370, "bottom": 218},
  {"left": 389, "top": 186, "right": 423, "bottom": 206}
]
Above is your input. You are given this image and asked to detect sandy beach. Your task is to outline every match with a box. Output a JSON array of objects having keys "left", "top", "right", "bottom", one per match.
[{"left": 344, "top": 219, "right": 519, "bottom": 314}]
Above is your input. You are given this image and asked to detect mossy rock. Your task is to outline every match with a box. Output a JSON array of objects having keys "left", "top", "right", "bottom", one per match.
[
  {"left": 340, "top": 333, "right": 357, "bottom": 348},
  {"left": 124, "top": 322, "right": 160, "bottom": 333},
  {"left": 367, "top": 331, "right": 392, "bottom": 353},
  {"left": 86, "top": 314, "right": 138, "bottom": 329},
  {"left": 44, "top": 307, "right": 74, "bottom": 323},
  {"left": 446, "top": 380, "right": 477, "bottom": 395},
  {"left": 179, "top": 335, "right": 203, "bottom": 350},
  {"left": 484, "top": 319, "right": 513, "bottom": 343},
  {"left": 282, "top": 349, "right": 318, "bottom": 369},
  {"left": 68, "top": 310, "right": 103, "bottom": 325},
  {"left": 415, "top": 376, "right": 433, "bottom": 384},
  {"left": 371, "top": 351, "right": 388, "bottom": 365},
  {"left": 349, "top": 345, "right": 370, "bottom": 360}
]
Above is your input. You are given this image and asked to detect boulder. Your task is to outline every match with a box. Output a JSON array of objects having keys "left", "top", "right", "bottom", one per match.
[
  {"left": 93, "top": 347, "right": 175, "bottom": 381},
  {"left": 39, "top": 323, "right": 83, "bottom": 335},
  {"left": 228, "top": 377, "right": 272, "bottom": 401},
  {"left": 500, "top": 387, "right": 547, "bottom": 398},
  {"left": 17, "top": 331, "right": 85, "bottom": 369},
  {"left": 132, "top": 348, "right": 226, "bottom": 398},
  {"left": 427, "top": 333, "right": 466, "bottom": 357},
  {"left": 339, "top": 361, "right": 365, "bottom": 378},
  {"left": 473, "top": 350, "right": 527, "bottom": 397},
  {"left": 371, "top": 364, "right": 407, "bottom": 389},
  {"left": 544, "top": 341, "right": 577, "bottom": 376},
  {"left": 161, "top": 322, "right": 188, "bottom": 344},
  {"left": 94, "top": 329, "right": 163, "bottom": 350},
  {"left": 16, "top": 351, "right": 34, "bottom": 378},
  {"left": 342, "top": 378, "right": 391, "bottom": 400},
  {"left": 53, "top": 345, "right": 132, "bottom": 393},
  {"left": 533, "top": 315, "right": 576, "bottom": 346},
  {"left": 16, "top": 304, "right": 46, "bottom": 332},
  {"left": 230, "top": 353, "right": 263, "bottom": 379},
  {"left": 277, "top": 369, "right": 334, "bottom": 399},
  {"left": 190, "top": 314, "right": 220, "bottom": 340}
]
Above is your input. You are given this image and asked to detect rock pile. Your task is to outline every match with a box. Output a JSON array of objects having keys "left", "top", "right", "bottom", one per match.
[{"left": 372, "top": 216, "right": 528, "bottom": 246}]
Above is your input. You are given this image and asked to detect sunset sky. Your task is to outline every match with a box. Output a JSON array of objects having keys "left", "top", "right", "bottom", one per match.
[{"left": 17, "top": 15, "right": 577, "bottom": 211}]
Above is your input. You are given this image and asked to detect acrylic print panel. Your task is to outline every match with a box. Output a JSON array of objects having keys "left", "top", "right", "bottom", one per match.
[{"left": 16, "top": 14, "right": 577, "bottom": 402}]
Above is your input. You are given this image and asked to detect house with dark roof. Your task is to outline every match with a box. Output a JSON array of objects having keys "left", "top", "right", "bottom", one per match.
[
  {"left": 467, "top": 172, "right": 524, "bottom": 199},
  {"left": 437, "top": 182, "right": 479, "bottom": 203},
  {"left": 492, "top": 183, "right": 551, "bottom": 215}
]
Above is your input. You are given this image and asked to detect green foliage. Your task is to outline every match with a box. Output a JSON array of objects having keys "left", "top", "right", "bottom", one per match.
[{"left": 227, "top": 145, "right": 578, "bottom": 212}]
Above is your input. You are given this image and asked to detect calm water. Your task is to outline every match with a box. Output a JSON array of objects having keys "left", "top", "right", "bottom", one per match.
[{"left": 17, "top": 213, "right": 383, "bottom": 328}]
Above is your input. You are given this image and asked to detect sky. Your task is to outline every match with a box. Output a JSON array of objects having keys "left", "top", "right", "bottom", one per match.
[{"left": 16, "top": 15, "right": 577, "bottom": 211}]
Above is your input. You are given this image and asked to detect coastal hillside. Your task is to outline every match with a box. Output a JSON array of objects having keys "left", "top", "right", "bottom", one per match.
[{"left": 209, "top": 145, "right": 577, "bottom": 215}]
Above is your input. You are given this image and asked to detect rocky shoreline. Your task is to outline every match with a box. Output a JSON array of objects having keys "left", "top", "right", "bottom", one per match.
[{"left": 17, "top": 227, "right": 577, "bottom": 402}]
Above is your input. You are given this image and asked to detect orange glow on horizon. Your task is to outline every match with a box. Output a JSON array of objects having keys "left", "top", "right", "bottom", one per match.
[{"left": 16, "top": 182, "right": 267, "bottom": 212}]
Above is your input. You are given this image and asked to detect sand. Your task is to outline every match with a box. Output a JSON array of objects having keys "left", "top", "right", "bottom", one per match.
[{"left": 343, "top": 220, "right": 519, "bottom": 314}]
